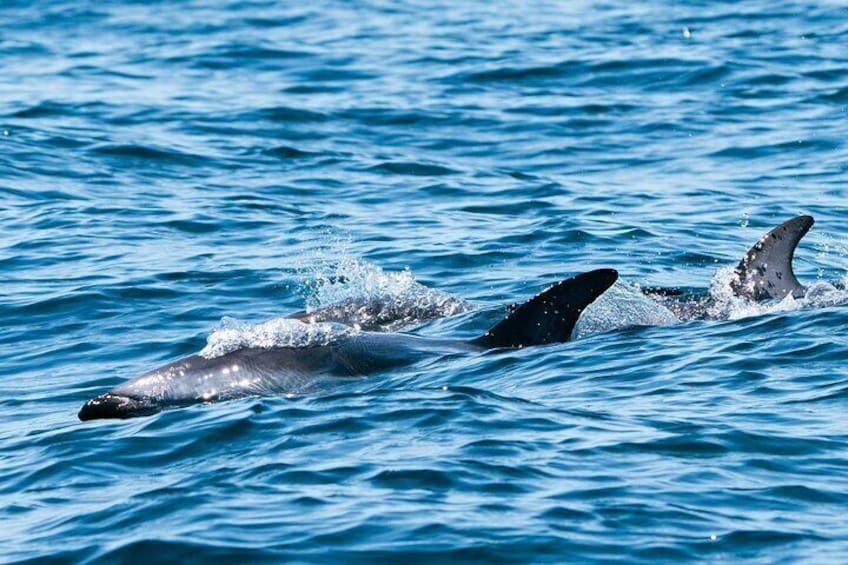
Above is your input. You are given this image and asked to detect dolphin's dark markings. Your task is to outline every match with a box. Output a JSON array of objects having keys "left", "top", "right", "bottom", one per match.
[
  {"left": 731, "top": 215, "right": 813, "bottom": 301},
  {"left": 643, "top": 215, "right": 814, "bottom": 319},
  {"left": 78, "top": 269, "right": 618, "bottom": 421}
]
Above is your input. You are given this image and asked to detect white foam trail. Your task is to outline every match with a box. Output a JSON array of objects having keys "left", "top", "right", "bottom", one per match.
[
  {"left": 573, "top": 279, "right": 678, "bottom": 339},
  {"left": 202, "top": 247, "right": 470, "bottom": 358},
  {"left": 200, "top": 317, "right": 357, "bottom": 359}
]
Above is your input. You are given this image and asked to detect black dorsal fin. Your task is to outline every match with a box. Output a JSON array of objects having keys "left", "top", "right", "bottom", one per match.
[
  {"left": 731, "top": 215, "right": 813, "bottom": 301},
  {"left": 473, "top": 269, "right": 618, "bottom": 348}
]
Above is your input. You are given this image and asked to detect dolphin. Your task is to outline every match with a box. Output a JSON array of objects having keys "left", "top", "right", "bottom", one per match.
[
  {"left": 641, "top": 215, "right": 816, "bottom": 320},
  {"left": 295, "top": 217, "right": 818, "bottom": 331},
  {"left": 78, "top": 269, "right": 618, "bottom": 421}
]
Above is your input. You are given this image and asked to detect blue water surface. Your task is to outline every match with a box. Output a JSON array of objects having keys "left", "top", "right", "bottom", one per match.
[{"left": 2, "top": 0, "right": 848, "bottom": 562}]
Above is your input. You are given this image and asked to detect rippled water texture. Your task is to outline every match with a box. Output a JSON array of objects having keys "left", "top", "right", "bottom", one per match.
[{"left": 2, "top": 1, "right": 848, "bottom": 562}]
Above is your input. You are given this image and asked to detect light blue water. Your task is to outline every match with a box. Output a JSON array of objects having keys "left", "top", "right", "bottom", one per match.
[{"left": 2, "top": 1, "right": 848, "bottom": 562}]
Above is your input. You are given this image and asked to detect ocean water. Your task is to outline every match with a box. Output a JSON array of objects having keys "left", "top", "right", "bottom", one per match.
[{"left": 2, "top": 0, "right": 848, "bottom": 562}]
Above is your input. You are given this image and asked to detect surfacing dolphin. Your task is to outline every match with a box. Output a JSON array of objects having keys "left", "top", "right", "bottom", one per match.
[
  {"left": 296, "top": 216, "right": 820, "bottom": 331},
  {"left": 78, "top": 269, "right": 618, "bottom": 421},
  {"left": 642, "top": 215, "right": 816, "bottom": 320}
]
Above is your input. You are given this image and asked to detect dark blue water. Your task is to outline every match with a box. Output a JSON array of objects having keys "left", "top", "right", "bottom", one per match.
[{"left": 3, "top": 1, "right": 848, "bottom": 562}]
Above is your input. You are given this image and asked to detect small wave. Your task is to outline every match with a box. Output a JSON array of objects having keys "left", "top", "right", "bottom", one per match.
[
  {"left": 815, "top": 84, "right": 848, "bottom": 103},
  {"left": 256, "top": 105, "right": 328, "bottom": 123},
  {"left": 368, "top": 161, "right": 459, "bottom": 176},
  {"left": 708, "top": 138, "right": 841, "bottom": 159},
  {"left": 163, "top": 45, "right": 314, "bottom": 70},
  {"left": 160, "top": 216, "right": 225, "bottom": 234},
  {"left": 91, "top": 143, "right": 208, "bottom": 165},
  {"left": 200, "top": 317, "right": 357, "bottom": 359},
  {"left": 261, "top": 145, "right": 321, "bottom": 159},
  {"left": 215, "top": 46, "right": 314, "bottom": 60},
  {"left": 10, "top": 100, "right": 99, "bottom": 119},
  {"left": 460, "top": 63, "right": 572, "bottom": 83}
]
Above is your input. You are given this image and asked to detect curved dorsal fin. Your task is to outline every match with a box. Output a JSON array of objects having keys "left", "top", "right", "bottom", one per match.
[
  {"left": 474, "top": 269, "right": 618, "bottom": 348},
  {"left": 732, "top": 215, "right": 813, "bottom": 301}
]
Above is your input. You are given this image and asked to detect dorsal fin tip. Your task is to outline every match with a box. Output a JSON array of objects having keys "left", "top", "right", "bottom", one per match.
[
  {"left": 475, "top": 268, "right": 618, "bottom": 348},
  {"left": 732, "top": 215, "right": 813, "bottom": 301}
]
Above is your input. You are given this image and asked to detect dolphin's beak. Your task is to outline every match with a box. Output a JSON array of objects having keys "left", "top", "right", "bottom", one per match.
[{"left": 78, "top": 393, "right": 157, "bottom": 421}]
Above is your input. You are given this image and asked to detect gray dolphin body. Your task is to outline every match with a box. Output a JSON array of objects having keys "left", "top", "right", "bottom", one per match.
[
  {"left": 79, "top": 269, "right": 618, "bottom": 421},
  {"left": 643, "top": 215, "right": 816, "bottom": 320},
  {"left": 78, "top": 333, "right": 470, "bottom": 420}
]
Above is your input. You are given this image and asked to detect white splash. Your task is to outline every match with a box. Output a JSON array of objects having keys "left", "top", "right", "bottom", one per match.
[
  {"left": 573, "top": 279, "right": 678, "bottom": 339},
  {"left": 707, "top": 266, "right": 848, "bottom": 320},
  {"left": 300, "top": 251, "right": 468, "bottom": 330},
  {"left": 304, "top": 253, "right": 448, "bottom": 309},
  {"left": 200, "top": 317, "right": 357, "bottom": 359}
]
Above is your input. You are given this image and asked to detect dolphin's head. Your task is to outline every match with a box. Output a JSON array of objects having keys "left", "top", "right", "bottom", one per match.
[{"left": 78, "top": 392, "right": 160, "bottom": 421}]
